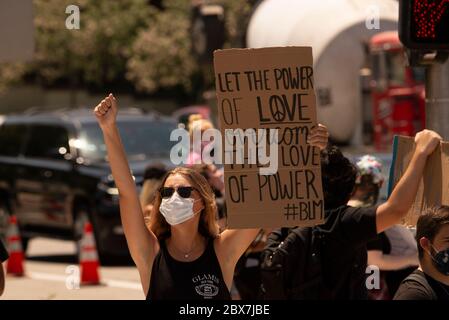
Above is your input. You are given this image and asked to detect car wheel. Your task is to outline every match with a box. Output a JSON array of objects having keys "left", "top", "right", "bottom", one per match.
[
  {"left": 73, "top": 206, "right": 114, "bottom": 265},
  {"left": 73, "top": 206, "right": 91, "bottom": 257},
  {"left": 0, "top": 201, "right": 30, "bottom": 253},
  {"left": 73, "top": 207, "right": 89, "bottom": 242},
  {"left": 21, "top": 237, "right": 29, "bottom": 253}
]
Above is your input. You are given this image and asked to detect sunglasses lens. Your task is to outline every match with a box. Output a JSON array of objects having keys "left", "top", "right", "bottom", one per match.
[
  {"left": 160, "top": 187, "right": 174, "bottom": 198},
  {"left": 177, "top": 187, "right": 193, "bottom": 198}
]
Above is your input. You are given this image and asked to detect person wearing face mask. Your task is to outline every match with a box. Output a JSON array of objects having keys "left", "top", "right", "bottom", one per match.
[
  {"left": 394, "top": 206, "right": 449, "bottom": 300},
  {"left": 261, "top": 129, "right": 442, "bottom": 300},
  {"left": 93, "top": 94, "right": 329, "bottom": 300}
]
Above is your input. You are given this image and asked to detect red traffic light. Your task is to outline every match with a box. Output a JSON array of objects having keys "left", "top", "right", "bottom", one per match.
[{"left": 400, "top": 0, "right": 449, "bottom": 50}]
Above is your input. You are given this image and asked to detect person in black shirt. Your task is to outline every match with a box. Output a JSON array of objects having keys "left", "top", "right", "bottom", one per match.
[
  {"left": 394, "top": 206, "right": 449, "bottom": 300},
  {"left": 0, "top": 238, "right": 8, "bottom": 296},
  {"left": 366, "top": 231, "right": 418, "bottom": 299},
  {"left": 265, "top": 129, "right": 442, "bottom": 299},
  {"left": 93, "top": 93, "right": 330, "bottom": 299},
  {"left": 349, "top": 155, "right": 418, "bottom": 299}
]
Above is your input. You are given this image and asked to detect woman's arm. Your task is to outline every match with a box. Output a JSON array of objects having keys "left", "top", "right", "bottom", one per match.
[
  {"left": 94, "top": 94, "right": 158, "bottom": 273},
  {"left": 376, "top": 130, "right": 442, "bottom": 233},
  {"left": 217, "top": 229, "right": 261, "bottom": 267}
]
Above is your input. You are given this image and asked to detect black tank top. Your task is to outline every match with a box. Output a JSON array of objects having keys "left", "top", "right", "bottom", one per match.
[{"left": 147, "top": 238, "right": 231, "bottom": 300}]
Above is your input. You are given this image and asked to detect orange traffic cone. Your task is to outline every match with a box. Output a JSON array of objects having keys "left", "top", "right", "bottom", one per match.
[
  {"left": 6, "top": 216, "right": 25, "bottom": 276},
  {"left": 79, "top": 221, "right": 101, "bottom": 285}
]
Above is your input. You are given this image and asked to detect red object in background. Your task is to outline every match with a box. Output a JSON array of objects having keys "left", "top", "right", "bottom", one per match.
[
  {"left": 369, "top": 32, "right": 425, "bottom": 151},
  {"left": 79, "top": 222, "right": 101, "bottom": 286},
  {"left": 6, "top": 215, "right": 25, "bottom": 276},
  {"left": 172, "top": 105, "right": 211, "bottom": 124},
  {"left": 373, "top": 87, "right": 425, "bottom": 151}
]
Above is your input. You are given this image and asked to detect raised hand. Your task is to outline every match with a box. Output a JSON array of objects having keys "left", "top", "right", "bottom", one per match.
[
  {"left": 308, "top": 124, "right": 329, "bottom": 150},
  {"left": 414, "top": 129, "right": 442, "bottom": 156},
  {"left": 94, "top": 93, "right": 118, "bottom": 130}
]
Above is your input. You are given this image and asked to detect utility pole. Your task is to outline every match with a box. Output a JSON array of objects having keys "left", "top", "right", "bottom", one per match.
[
  {"left": 399, "top": 0, "right": 449, "bottom": 139},
  {"left": 425, "top": 60, "right": 449, "bottom": 139}
]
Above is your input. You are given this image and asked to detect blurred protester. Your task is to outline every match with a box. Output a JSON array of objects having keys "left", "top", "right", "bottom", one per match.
[
  {"left": 394, "top": 206, "right": 449, "bottom": 300},
  {"left": 94, "top": 94, "right": 263, "bottom": 300},
  {"left": 191, "top": 164, "right": 225, "bottom": 196},
  {"left": 0, "top": 238, "right": 8, "bottom": 296},
  {"left": 261, "top": 129, "right": 442, "bottom": 299},
  {"left": 349, "top": 155, "right": 418, "bottom": 299},
  {"left": 348, "top": 155, "right": 385, "bottom": 208},
  {"left": 139, "top": 163, "right": 167, "bottom": 228},
  {"left": 192, "top": 164, "right": 226, "bottom": 230},
  {"left": 186, "top": 114, "right": 214, "bottom": 165}
]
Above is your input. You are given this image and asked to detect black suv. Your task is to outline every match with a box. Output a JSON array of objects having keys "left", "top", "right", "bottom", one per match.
[{"left": 0, "top": 109, "right": 176, "bottom": 261}]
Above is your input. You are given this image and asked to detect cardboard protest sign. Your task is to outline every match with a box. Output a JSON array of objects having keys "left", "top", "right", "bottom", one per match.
[
  {"left": 388, "top": 135, "right": 449, "bottom": 227},
  {"left": 213, "top": 47, "right": 324, "bottom": 228}
]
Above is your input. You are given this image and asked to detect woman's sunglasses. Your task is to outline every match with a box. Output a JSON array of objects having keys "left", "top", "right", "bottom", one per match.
[{"left": 159, "top": 186, "right": 197, "bottom": 199}]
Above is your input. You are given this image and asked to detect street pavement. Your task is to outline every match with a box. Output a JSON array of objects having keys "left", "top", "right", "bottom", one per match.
[{"left": 1, "top": 238, "right": 144, "bottom": 300}]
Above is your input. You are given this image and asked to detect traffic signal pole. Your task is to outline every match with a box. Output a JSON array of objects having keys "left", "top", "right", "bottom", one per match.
[
  {"left": 399, "top": 0, "right": 449, "bottom": 139},
  {"left": 425, "top": 59, "right": 449, "bottom": 140}
]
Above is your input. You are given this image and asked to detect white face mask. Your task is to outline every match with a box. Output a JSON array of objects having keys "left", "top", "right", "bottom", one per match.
[{"left": 159, "top": 192, "right": 202, "bottom": 226}]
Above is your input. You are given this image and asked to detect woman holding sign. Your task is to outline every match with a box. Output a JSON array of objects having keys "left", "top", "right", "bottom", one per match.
[{"left": 93, "top": 94, "right": 328, "bottom": 299}]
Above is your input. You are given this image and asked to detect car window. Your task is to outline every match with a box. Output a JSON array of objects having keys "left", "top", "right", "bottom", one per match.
[
  {"left": 24, "top": 124, "right": 71, "bottom": 161},
  {"left": 0, "top": 123, "right": 28, "bottom": 157},
  {"left": 78, "top": 120, "right": 175, "bottom": 162}
]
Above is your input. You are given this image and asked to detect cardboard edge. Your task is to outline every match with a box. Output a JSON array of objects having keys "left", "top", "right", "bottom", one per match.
[{"left": 387, "top": 135, "right": 399, "bottom": 198}]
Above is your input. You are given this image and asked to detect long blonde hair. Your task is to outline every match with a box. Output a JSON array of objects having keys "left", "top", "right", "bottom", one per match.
[{"left": 149, "top": 167, "right": 219, "bottom": 240}]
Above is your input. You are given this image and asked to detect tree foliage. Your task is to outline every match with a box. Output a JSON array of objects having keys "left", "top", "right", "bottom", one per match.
[
  {"left": 126, "top": 0, "right": 197, "bottom": 94},
  {"left": 0, "top": 0, "right": 252, "bottom": 97}
]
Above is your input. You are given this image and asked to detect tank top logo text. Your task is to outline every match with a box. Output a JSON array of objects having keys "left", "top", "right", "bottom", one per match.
[{"left": 192, "top": 274, "right": 220, "bottom": 299}]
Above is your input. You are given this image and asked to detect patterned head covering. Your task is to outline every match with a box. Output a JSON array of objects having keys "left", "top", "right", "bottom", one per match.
[{"left": 355, "top": 155, "right": 385, "bottom": 185}]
